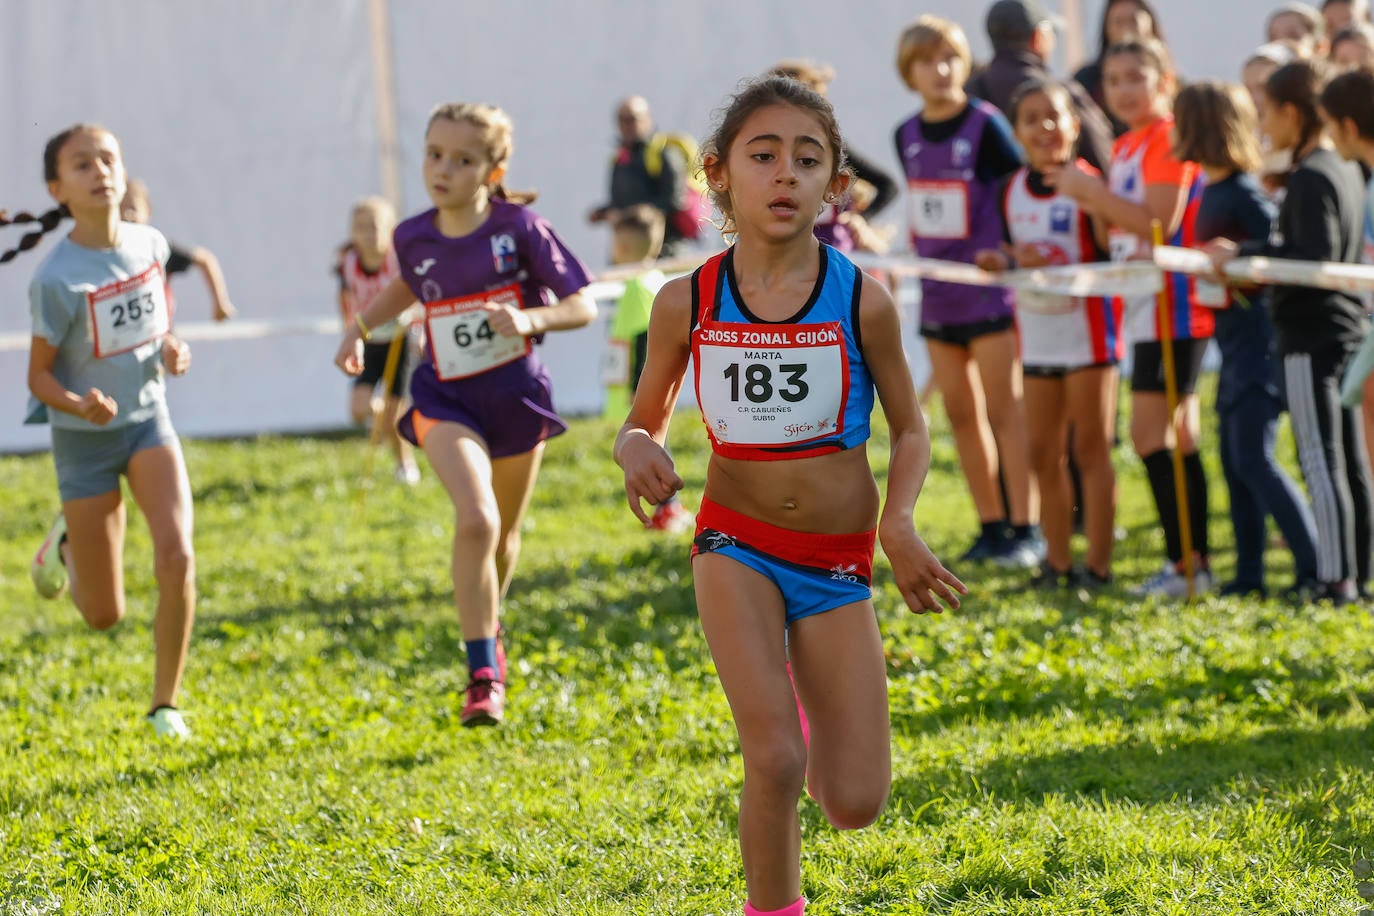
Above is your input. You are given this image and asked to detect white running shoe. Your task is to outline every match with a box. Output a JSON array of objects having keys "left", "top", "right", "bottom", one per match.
[
  {"left": 30, "top": 513, "right": 68, "bottom": 600},
  {"left": 147, "top": 706, "right": 191, "bottom": 739},
  {"left": 1130, "top": 562, "right": 1213, "bottom": 599},
  {"left": 394, "top": 463, "right": 421, "bottom": 486}
]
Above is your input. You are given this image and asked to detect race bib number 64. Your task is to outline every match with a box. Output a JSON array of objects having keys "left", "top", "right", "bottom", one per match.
[
  {"left": 87, "top": 264, "right": 169, "bottom": 358},
  {"left": 426, "top": 283, "right": 531, "bottom": 380}
]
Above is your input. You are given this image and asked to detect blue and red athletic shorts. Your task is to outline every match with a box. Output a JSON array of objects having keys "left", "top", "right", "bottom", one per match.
[{"left": 691, "top": 497, "right": 875, "bottom": 624}]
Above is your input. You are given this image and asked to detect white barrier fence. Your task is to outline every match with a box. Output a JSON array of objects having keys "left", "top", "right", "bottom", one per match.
[
  {"left": 6, "top": 249, "right": 1373, "bottom": 454},
  {"left": 0, "top": 271, "right": 934, "bottom": 454}
]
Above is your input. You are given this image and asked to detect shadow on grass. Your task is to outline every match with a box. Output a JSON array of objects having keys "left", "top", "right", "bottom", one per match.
[
  {"left": 9, "top": 739, "right": 271, "bottom": 813},
  {"left": 888, "top": 640, "right": 1372, "bottom": 737},
  {"left": 893, "top": 720, "right": 1372, "bottom": 814},
  {"left": 182, "top": 537, "right": 701, "bottom": 682}
]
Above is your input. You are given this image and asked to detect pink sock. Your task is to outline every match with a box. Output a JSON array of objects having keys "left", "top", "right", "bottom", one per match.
[{"left": 744, "top": 897, "right": 805, "bottom": 916}]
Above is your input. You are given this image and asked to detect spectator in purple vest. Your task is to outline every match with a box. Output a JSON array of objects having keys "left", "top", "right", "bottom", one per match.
[{"left": 895, "top": 15, "right": 1043, "bottom": 568}]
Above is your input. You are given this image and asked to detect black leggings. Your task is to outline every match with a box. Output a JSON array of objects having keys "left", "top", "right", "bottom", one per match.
[{"left": 1282, "top": 348, "right": 1373, "bottom": 584}]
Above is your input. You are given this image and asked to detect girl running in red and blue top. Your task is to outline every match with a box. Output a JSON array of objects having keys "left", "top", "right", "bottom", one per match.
[
  {"left": 335, "top": 103, "right": 597, "bottom": 724},
  {"left": 977, "top": 80, "right": 1122, "bottom": 588},
  {"left": 1051, "top": 38, "right": 1215, "bottom": 598},
  {"left": 616, "top": 76, "right": 965, "bottom": 916},
  {"left": 894, "top": 15, "right": 1043, "bottom": 569},
  {"left": 17, "top": 124, "right": 196, "bottom": 739}
]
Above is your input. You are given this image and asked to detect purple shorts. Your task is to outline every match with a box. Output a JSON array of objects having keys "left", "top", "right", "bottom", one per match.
[{"left": 398, "top": 359, "right": 567, "bottom": 458}]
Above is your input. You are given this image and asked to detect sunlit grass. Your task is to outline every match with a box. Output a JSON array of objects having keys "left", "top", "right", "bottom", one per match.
[{"left": 1, "top": 392, "right": 1370, "bottom": 914}]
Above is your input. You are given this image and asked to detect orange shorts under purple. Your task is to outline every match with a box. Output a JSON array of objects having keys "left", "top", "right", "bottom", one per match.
[
  {"left": 691, "top": 497, "right": 876, "bottom": 624},
  {"left": 398, "top": 361, "right": 567, "bottom": 457}
]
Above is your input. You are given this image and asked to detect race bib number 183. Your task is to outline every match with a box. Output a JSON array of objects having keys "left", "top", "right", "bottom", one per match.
[
  {"left": 87, "top": 264, "right": 169, "bottom": 358},
  {"left": 695, "top": 323, "right": 847, "bottom": 447}
]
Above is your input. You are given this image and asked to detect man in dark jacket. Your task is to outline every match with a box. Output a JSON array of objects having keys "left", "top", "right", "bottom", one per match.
[
  {"left": 588, "top": 96, "right": 690, "bottom": 256},
  {"left": 967, "top": 0, "right": 1115, "bottom": 175}
]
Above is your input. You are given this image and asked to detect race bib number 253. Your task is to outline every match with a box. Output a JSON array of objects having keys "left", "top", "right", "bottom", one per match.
[{"left": 86, "top": 264, "right": 169, "bottom": 358}]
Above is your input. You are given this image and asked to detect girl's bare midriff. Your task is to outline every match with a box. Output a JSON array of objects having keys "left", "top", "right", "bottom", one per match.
[{"left": 705, "top": 447, "right": 881, "bottom": 534}]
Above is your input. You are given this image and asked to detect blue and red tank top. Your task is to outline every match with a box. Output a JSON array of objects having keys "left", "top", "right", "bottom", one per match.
[{"left": 690, "top": 245, "right": 874, "bottom": 461}]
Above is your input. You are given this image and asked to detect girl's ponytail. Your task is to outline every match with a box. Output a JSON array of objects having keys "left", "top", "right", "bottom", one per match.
[
  {"left": 0, "top": 206, "right": 68, "bottom": 264},
  {"left": 1265, "top": 59, "right": 1327, "bottom": 187},
  {"left": 1, "top": 123, "right": 111, "bottom": 264},
  {"left": 490, "top": 181, "right": 538, "bottom": 206}
]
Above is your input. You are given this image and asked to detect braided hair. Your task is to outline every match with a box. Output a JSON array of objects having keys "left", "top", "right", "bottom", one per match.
[
  {"left": 0, "top": 207, "right": 68, "bottom": 264},
  {"left": 0, "top": 124, "right": 109, "bottom": 264}
]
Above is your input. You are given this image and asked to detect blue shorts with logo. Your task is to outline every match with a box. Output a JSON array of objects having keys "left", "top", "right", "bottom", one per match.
[{"left": 691, "top": 497, "right": 875, "bottom": 625}]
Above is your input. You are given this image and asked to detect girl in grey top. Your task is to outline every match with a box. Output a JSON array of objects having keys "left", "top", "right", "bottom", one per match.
[{"left": 14, "top": 123, "right": 196, "bottom": 739}]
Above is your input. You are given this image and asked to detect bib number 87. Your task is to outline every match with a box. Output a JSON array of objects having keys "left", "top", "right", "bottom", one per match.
[
  {"left": 723, "top": 362, "right": 808, "bottom": 403},
  {"left": 452, "top": 319, "right": 496, "bottom": 348}
]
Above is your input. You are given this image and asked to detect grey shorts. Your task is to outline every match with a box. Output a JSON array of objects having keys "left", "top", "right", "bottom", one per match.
[{"left": 51, "top": 409, "right": 181, "bottom": 502}]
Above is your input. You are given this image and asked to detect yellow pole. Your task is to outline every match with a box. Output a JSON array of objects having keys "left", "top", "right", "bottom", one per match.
[
  {"left": 1152, "top": 220, "right": 1195, "bottom": 600},
  {"left": 356, "top": 331, "right": 407, "bottom": 513}
]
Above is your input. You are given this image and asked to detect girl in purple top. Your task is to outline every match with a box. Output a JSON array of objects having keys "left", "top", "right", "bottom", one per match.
[
  {"left": 335, "top": 103, "right": 597, "bottom": 726},
  {"left": 894, "top": 15, "right": 1041, "bottom": 568}
]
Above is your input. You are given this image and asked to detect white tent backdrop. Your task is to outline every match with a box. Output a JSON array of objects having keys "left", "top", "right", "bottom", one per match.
[{"left": 1, "top": 0, "right": 1261, "bottom": 452}]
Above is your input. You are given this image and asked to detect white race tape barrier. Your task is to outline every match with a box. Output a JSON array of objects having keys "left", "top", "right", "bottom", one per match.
[
  {"left": 1154, "top": 245, "right": 1374, "bottom": 295},
  {"left": 851, "top": 253, "right": 1163, "bottom": 313},
  {"left": 0, "top": 316, "right": 344, "bottom": 353},
  {"left": 7, "top": 248, "right": 1374, "bottom": 352}
]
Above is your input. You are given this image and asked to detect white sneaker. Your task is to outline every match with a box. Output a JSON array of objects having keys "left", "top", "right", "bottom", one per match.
[
  {"left": 146, "top": 706, "right": 191, "bottom": 739},
  {"left": 1130, "top": 562, "right": 1213, "bottom": 599},
  {"left": 30, "top": 513, "right": 68, "bottom": 599},
  {"left": 394, "top": 463, "right": 421, "bottom": 486}
]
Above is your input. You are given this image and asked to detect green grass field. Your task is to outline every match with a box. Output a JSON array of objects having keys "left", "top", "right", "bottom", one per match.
[{"left": 1, "top": 399, "right": 1371, "bottom": 915}]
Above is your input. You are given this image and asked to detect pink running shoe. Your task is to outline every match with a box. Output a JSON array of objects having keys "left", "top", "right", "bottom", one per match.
[
  {"left": 461, "top": 667, "right": 505, "bottom": 727},
  {"left": 647, "top": 500, "right": 695, "bottom": 534}
]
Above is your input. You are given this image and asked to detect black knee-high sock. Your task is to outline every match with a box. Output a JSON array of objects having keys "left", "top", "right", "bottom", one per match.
[
  {"left": 1143, "top": 449, "right": 1183, "bottom": 564},
  {"left": 1182, "top": 451, "right": 1210, "bottom": 561}
]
